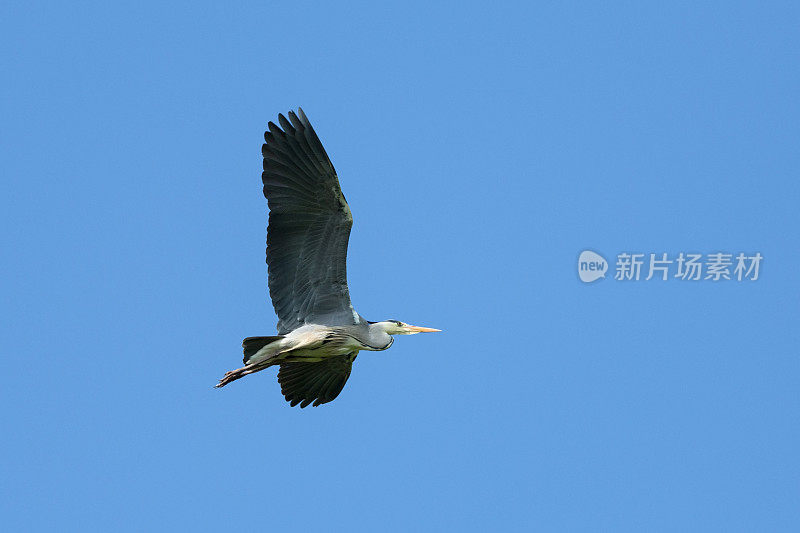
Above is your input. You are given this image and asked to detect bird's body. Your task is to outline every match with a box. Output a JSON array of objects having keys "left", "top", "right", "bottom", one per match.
[
  {"left": 216, "top": 108, "right": 439, "bottom": 407},
  {"left": 247, "top": 324, "right": 394, "bottom": 366}
]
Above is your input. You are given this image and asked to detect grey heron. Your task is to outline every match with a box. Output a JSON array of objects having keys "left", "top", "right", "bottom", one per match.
[{"left": 215, "top": 108, "right": 440, "bottom": 407}]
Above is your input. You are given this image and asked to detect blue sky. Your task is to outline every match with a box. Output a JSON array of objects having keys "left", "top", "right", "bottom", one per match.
[{"left": 2, "top": 1, "right": 799, "bottom": 531}]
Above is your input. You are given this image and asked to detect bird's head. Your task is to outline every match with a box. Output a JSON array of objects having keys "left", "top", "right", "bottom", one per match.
[{"left": 372, "top": 320, "right": 441, "bottom": 336}]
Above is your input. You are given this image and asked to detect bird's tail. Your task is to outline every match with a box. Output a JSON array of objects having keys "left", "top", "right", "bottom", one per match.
[
  {"left": 242, "top": 335, "right": 285, "bottom": 364},
  {"left": 215, "top": 335, "right": 287, "bottom": 388}
]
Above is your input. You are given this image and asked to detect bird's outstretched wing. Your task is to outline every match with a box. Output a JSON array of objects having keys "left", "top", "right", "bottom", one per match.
[
  {"left": 262, "top": 108, "right": 358, "bottom": 334},
  {"left": 277, "top": 352, "right": 358, "bottom": 407}
]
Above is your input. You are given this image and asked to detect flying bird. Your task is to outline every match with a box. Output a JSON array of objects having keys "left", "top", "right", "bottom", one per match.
[{"left": 216, "top": 108, "right": 440, "bottom": 407}]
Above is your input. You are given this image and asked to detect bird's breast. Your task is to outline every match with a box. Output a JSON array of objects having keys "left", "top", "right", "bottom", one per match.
[{"left": 354, "top": 335, "right": 393, "bottom": 351}]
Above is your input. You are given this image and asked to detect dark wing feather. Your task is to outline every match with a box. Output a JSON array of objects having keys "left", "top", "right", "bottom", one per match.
[
  {"left": 277, "top": 352, "right": 357, "bottom": 407},
  {"left": 262, "top": 108, "right": 358, "bottom": 334}
]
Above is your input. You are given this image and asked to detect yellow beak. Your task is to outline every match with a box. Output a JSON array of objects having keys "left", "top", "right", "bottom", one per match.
[{"left": 405, "top": 325, "right": 442, "bottom": 333}]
